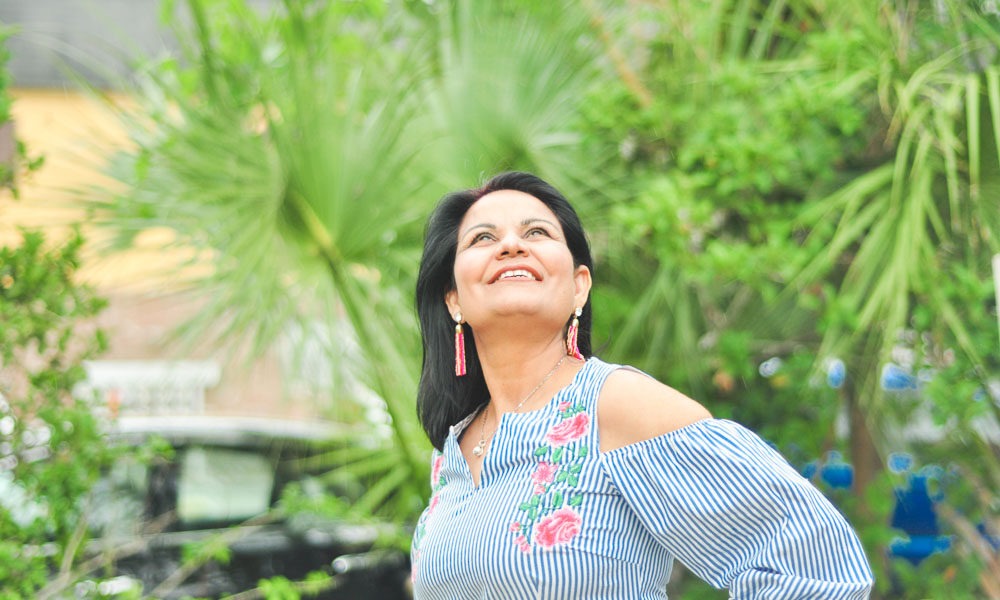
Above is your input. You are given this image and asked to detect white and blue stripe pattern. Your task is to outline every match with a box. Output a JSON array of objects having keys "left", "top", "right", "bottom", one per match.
[{"left": 411, "top": 357, "right": 873, "bottom": 599}]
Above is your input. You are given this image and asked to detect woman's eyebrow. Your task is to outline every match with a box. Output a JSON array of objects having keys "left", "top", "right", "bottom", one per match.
[
  {"left": 459, "top": 223, "right": 495, "bottom": 239},
  {"left": 460, "top": 218, "right": 557, "bottom": 239}
]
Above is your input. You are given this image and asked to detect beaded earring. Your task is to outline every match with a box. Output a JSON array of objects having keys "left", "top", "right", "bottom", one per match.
[
  {"left": 566, "top": 307, "right": 584, "bottom": 360},
  {"left": 454, "top": 312, "right": 467, "bottom": 376}
]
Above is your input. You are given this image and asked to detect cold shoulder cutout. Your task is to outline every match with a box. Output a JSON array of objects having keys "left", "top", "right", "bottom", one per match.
[{"left": 597, "top": 366, "right": 712, "bottom": 453}]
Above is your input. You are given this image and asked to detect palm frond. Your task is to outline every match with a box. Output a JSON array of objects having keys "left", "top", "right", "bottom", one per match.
[
  {"left": 423, "top": 0, "right": 601, "bottom": 189},
  {"left": 88, "top": 0, "right": 433, "bottom": 522}
]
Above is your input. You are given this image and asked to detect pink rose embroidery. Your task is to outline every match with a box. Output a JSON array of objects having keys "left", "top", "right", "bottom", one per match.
[
  {"left": 557, "top": 400, "right": 572, "bottom": 412},
  {"left": 546, "top": 413, "right": 590, "bottom": 446},
  {"left": 533, "top": 507, "right": 582, "bottom": 549},
  {"left": 411, "top": 549, "right": 421, "bottom": 582},
  {"left": 431, "top": 455, "right": 444, "bottom": 487},
  {"left": 515, "top": 534, "right": 531, "bottom": 554},
  {"left": 531, "top": 461, "right": 558, "bottom": 493},
  {"left": 509, "top": 521, "right": 521, "bottom": 533},
  {"left": 427, "top": 494, "right": 440, "bottom": 514}
]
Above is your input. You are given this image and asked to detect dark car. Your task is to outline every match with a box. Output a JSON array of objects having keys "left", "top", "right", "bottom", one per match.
[{"left": 77, "top": 415, "right": 411, "bottom": 599}]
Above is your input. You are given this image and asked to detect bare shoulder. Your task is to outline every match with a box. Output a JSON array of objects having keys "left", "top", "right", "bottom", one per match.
[{"left": 597, "top": 368, "right": 712, "bottom": 453}]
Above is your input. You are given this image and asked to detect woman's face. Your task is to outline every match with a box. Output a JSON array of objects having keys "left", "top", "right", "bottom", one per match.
[{"left": 444, "top": 190, "right": 590, "bottom": 329}]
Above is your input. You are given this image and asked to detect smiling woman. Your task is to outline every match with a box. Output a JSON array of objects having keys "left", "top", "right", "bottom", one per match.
[
  {"left": 410, "top": 172, "right": 874, "bottom": 599},
  {"left": 445, "top": 189, "right": 590, "bottom": 363}
]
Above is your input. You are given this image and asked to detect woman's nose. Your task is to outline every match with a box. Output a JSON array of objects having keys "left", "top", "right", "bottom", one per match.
[{"left": 496, "top": 232, "right": 527, "bottom": 257}]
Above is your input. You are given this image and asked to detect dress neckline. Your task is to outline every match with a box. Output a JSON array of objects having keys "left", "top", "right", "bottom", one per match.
[{"left": 450, "top": 357, "right": 597, "bottom": 439}]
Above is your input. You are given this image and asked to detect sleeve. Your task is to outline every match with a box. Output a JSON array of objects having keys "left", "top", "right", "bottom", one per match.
[
  {"left": 600, "top": 418, "right": 874, "bottom": 599},
  {"left": 411, "top": 449, "right": 443, "bottom": 573}
]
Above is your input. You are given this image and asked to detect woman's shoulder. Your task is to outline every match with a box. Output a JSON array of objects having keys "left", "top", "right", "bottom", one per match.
[{"left": 596, "top": 364, "right": 712, "bottom": 453}]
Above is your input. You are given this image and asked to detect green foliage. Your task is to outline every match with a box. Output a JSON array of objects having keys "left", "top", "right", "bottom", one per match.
[
  {"left": 181, "top": 535, "right": 232, "bottom": 567},
  {"left": 581, "top": 1, "right": 1000, "bottom": 596},
  {"left": 251, "top": 570, "right": 337, "bottom": 600},
  {"left": 78, "top": 0, "right": 1000, "bottom": 597},
  {"left": 889, "top": 553, "right": 984, "bottom": 600},
  {"left": 91, "top": 0, "right": 614, "bottom": 530},
  {"left": 0, "top": 23, "right": 12, "bottom": 124},
  {"left": 419, "top": 0, "right": 605, "bottom": 193},
  {"left": 257, "top": 576, "right": 301, "bottom": 600},
  {"left": 0, "top": 230, "right": 116, "bottom": 599},
  {"left": 0, "top": 24, "right": 44, "bottom": 196},
  {"left": 93, "top": 0, "right": 435, "bottom": 527},
  {"left": 232, "top": 570, "right": 335, "bottom": 600}
]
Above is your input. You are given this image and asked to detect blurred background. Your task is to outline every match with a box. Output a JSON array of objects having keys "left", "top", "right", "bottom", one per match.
[{"left": 1, "top": 1, "right": 998, "bottom": 598}]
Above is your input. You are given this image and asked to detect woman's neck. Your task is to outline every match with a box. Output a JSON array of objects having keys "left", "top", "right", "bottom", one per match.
[{"left": 474, "top": 336, "right": 578, "bottom": 414}]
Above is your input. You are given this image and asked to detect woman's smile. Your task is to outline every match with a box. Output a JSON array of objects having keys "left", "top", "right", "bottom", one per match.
[{"left": 491, "top": 267, "right": 540, "bottom": 283}]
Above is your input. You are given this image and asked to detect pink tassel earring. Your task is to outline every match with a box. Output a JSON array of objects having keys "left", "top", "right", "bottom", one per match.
[
  {"left": 454, "top": 312, "right": 467, "bottom": 376},
  {"left": 566, "top": 307, "right": 584, "bottom": 360}
]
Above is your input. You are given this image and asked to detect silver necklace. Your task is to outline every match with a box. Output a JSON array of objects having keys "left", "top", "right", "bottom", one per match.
[{"left": 472, "top": 355, "right": 568, "bottom": 458}]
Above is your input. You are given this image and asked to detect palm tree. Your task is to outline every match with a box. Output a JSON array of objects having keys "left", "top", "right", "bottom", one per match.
[
  {"left": 91, "top": 0, "right": 433, "bottom": 522},
  {"left": 791, "top": 3, "right": 1000, "bottom": 592},
  {"left": 585, "top": 0, "right": 1000, "bottom": 594},
  {"left": 88, "top": 0, "right": 613, "bottom": 525}
]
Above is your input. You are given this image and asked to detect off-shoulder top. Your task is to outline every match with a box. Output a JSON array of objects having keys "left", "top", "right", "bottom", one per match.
[{"left": 410, "top": 357, "right": 873, "bottom": 599}]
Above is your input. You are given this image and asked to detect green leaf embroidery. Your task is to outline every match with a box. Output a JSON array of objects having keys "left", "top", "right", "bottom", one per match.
[
  {"left": 577, "top": 445, "right": 589, "bottom": 458},
  {"left": 534, "top": 445, "right": 549, "bottom": 457},
  {"left": 568, "top": 494, "right": 583, "bottom": 506},
  {"left": 552, "top": 491, "right": 564, "bottom": 507},
  {"left": 552, "top": 447, "right": 564, "bottom": 462},
  {"left": 555, "top": 471, "right": 567, "bottom": 483}
]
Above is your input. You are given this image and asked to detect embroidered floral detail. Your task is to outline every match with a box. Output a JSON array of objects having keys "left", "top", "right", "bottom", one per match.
[
  {"left": 431, "top": 454, "right": 445, "bottom": 489},
  {"left": 424, "top": 453, "right": 448, "bottom": 519},
  {"left": 508, "top": 400, "right": 591, "bottom": 553},
  {"left": 412, "top": 450, "right": 449, "bottom": 583},
  {"left": 534, "top": 507, "right": 582, "bottom": 549},
  {"left": 531, "top": 461, "right": 558, "bottom": 494},
  {"left": 546, "top": 413, "right": 589, "bottom": 446}
]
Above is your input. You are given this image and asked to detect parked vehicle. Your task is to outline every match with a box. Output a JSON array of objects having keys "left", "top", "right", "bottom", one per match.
[{"left": 5, "top": 415, "right": 411, "bottom": 599}]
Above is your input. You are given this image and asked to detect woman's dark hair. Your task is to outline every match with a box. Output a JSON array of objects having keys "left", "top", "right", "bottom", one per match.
[{"left": 415, "top": 171, "right": 594, "bottom": 450}]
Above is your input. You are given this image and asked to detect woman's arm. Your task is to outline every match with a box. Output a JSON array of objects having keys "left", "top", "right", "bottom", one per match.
[{"left": 598, "top": 369, "right": 874, "bottom": 599}]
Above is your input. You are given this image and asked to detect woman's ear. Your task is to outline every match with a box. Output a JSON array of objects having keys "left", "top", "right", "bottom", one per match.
[
  {"left": 444, "top": 289, "right": 460, "bottom": 320},
  {"left": 573, "top": 265, "right": 592, "bottom": 309}
]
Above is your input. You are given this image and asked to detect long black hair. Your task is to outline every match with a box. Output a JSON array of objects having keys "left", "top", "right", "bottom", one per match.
[{"left": 415, "top": 172, "right": 594, "bottom": 450}]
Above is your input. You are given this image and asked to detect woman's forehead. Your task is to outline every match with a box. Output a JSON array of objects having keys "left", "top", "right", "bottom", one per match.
[{"left": 461, "top": 190, "right": 559, "bottom": 227}]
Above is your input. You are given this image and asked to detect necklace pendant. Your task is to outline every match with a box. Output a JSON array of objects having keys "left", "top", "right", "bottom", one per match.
[{"left": 472, "top": 442, "right": 485, "bottom": 457}]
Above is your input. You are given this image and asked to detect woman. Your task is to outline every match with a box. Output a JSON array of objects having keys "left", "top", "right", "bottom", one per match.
[{"left": 411, "top": 172, "right": 873, "bottom": 599}]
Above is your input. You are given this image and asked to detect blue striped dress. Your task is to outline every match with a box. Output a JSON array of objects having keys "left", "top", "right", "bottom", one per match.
[{"left": 410, "top": 357, "right": 874, "bottom": 599}]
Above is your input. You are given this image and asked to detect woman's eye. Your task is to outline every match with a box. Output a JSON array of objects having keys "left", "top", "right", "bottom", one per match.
[
  {"left": 526, "top": 228, "right": 549, "bottom": 237},
  {"left": 470, "top": 232, "right": 494, "bottom": 244}
]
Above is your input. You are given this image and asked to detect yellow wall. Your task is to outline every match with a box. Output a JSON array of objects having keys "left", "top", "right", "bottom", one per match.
[
  {"left": 2, "top": 88, "right": 321, "bottom": 421},
  {"left": 2, "top": 88, "right": 207, "bottom": 293},
  {"left": 2, "top": 89, "right": 123, "bottom": 240}
]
